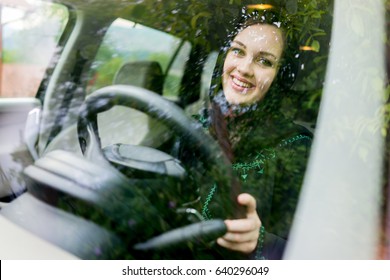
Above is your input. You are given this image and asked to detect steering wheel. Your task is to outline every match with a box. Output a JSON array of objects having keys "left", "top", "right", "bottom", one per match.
[{"left": 77, "top": 85, "right": 244, "bottom": 220}]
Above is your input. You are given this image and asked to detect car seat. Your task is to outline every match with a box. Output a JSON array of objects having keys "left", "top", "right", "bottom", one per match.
[
  {"left": 113, "top": 61, "right": 164, "bottom": 95},
  {"left": 97, "top": 60, "right": 171, "bottom": 148}
]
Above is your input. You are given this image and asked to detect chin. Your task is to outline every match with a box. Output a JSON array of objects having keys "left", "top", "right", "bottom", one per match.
[{"left": 225, "top": 91, "right": 262, "bottom": 106}]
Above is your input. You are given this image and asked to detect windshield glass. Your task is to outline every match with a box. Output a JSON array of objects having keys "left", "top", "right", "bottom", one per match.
[{"left": 2, "top": 0, "right": 389, "bottom": 261}]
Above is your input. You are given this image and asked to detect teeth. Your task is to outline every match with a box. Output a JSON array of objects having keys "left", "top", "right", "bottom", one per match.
[{"left": 232, "top": 77, "right": 252, "bottom": 88}]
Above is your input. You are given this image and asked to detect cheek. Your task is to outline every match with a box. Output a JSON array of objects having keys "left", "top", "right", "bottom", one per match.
[
  {"left": 223, "top": 54, "right": 236, "bottom": 74},
  {"left": 222, "top": 62, "right": 234, "bottom": 87},
  {"left": 256, "top": 70, "right": 277, "bottom": 91}
]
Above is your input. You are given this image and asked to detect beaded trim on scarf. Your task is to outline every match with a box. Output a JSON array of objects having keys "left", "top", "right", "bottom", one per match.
[
  {"left": 201, "top": 133, "right": 311, "bottom": 219},
  {"left": 255, "top": 225, "right": 266, "bottom": 260},
  {"left": 201, "top": 183, "right": 217, "bottom": 220},
  {"left": 232, "top": 134, "right": 311, "bottom": 182}
]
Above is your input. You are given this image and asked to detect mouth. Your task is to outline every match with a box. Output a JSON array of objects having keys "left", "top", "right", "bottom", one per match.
[{"left": 230, "top": 76, "right": 255, "bottom": 94}]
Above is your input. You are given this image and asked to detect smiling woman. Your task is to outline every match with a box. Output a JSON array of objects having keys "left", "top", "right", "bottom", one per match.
[
  {"left": 197, "top": 9, "right": 313, "bottom": 259},
  {"left": 222, "top": 23, "right": 284, "bottom": 105}
]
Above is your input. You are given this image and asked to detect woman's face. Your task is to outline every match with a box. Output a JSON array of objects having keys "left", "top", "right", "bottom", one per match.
[{"left": 222, "top": 24, "right": 284, "bottom": 105}]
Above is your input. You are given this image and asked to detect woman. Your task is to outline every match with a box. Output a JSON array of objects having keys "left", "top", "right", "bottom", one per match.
[{"left": 199, "top": 10, "right": 312, "bottom": 259}]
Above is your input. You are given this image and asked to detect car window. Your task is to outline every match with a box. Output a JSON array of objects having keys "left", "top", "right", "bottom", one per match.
[
  {"left": 3, "top": 0, "right": 390, "bottom": 261},
  {"left": 0, "top": 1, "right": 68, "bottom": 98},
  {"left": 86, "top": 18, "right": 192, "bottom": 101}
]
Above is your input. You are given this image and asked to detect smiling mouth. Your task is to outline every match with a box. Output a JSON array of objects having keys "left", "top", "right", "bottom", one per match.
[{"left": 231, "top": 76, "right": 254, "bottom": 94}]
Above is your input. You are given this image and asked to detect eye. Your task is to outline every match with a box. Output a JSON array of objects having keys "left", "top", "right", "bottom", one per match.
[
  {"left": 229, "top": 47, "right": 245, "bottom": 57},
  {"left": 256, "top": 57, "right": 275, "bottom": 68}
]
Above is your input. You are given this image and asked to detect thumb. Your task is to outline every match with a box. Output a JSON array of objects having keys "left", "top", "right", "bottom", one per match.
[{"left": 237, "top": 193, "right": 257, "bottom": 216}]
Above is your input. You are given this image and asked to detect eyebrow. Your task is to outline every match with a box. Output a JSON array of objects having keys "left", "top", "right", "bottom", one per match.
[{"left": 231, "top": 40, "right": 278, "bottom": 60}]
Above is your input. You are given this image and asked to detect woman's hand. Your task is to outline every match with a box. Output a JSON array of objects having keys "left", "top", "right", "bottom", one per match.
[{"left": 217, "top": 193, "right": 261, "bottom": 254}]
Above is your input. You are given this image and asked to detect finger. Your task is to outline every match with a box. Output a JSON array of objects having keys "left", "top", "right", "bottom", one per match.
[
  {"left": 237, "top": 193, "right": 257, "bottom": 214},
  {"left": 222, "top": 230, "right": 259, "bottom": 244},
  {"left": 224, "top": 218, "right": 260, "bottom": 233}
]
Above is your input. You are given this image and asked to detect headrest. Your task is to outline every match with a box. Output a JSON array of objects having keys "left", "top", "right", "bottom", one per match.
[{"left": 113, "top": 61, "right": 164, "bottom": 95}]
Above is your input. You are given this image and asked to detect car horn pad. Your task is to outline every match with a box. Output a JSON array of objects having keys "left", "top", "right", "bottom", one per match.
[{"left": 102, "top": 143, "right": 186, "bottom": 178}]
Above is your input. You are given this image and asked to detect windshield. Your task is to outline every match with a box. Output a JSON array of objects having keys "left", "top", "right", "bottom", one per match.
[{"left": 0, "top": 0, "right": 389, "bottom": 261}]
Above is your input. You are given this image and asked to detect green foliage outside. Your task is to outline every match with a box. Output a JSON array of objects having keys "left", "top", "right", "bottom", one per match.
[{"left": 2, "top": 50, "right": 19, "bottom": 64}]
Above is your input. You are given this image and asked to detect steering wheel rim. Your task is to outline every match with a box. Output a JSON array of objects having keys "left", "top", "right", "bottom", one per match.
[{"left": 77, "top": 84, "right": 244, "bottom": 219}]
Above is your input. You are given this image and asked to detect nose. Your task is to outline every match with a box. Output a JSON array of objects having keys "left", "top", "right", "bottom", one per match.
[{"left": 236, "top": 56, "right": 254, "bottom": 77}]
